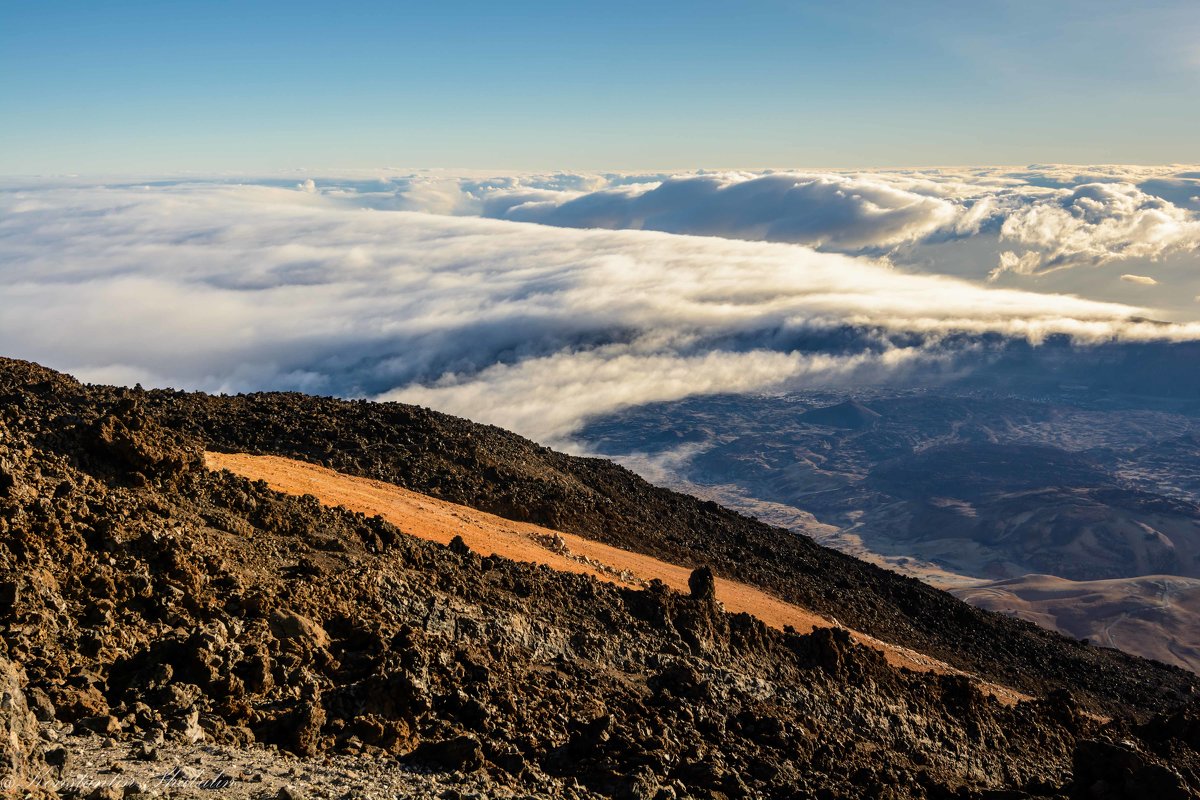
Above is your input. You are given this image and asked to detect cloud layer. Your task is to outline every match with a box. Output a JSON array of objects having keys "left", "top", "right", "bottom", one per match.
[
  {"left": 994, "top": 181, "right": 1200, "bottom": 277},
  {"left": 500, "top": 173, "right": 961, "bottom": 251},
  {"left": 3, "top": 177, "right": 1200, "bottom": 445},
  {"left": 254, "top": 165, "right": 1200, "bottom": 310}
]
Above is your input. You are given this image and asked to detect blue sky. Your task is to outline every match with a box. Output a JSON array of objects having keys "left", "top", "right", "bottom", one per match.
[{"left": 2, "top": 1, "right": 1198, "bottom": 173}]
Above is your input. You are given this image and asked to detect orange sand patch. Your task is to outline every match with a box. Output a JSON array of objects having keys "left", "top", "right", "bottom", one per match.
[{"left": 205, "top": 451, "right": 1027, "bottom": 703}]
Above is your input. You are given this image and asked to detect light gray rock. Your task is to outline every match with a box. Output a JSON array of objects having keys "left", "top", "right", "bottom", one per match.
[{"left": 0, "top": 656, "right": 44, "bottom": 788}]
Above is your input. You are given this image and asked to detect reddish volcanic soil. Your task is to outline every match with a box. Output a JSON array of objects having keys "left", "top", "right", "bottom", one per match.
[{"left": 206, "top": 451, "right": 1025, "bottom": 701}]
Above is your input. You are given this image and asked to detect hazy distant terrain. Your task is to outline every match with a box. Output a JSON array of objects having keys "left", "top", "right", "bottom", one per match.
[
  {"left": 579, "top": 362, "right": 1200, "bottom": 671},
  {"left": 954, "top": 574, "right": 1200, "bottom": 673}
]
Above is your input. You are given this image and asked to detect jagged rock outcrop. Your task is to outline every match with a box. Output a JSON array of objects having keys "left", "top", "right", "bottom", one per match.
[
  {"left": 688, "top": 566, "right": 717, "bottom": 601},
  {"left": 0, "top": 656, "right": 43, "bottom": 793}
]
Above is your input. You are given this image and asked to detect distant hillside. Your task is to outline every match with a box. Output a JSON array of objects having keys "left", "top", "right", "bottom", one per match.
[
  {"left": 954, "top": 574, "right": 1200, "bottom": 673},
  {"left": 575, "top": 390, "right": 1200, "bottom": 669},
  {"left": 799, "top": 399, "right": 882, "bottom": 429}
]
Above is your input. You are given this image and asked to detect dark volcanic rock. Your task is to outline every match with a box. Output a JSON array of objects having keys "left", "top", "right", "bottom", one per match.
[
  {"left": 688, "top": 566, "right": 716, "bottom": 601},
  {"left": 1071, "top": 739, "right": 1191, "bottom": 799},
  {"left": 407, "top": 734, "right": 485, "bottom": 772},
  {"left": 139, "top": 366, "right": 1200, "bottom": 718},
  {"left": 4, "top": 356, "right": 1200, "bottom": 798}
]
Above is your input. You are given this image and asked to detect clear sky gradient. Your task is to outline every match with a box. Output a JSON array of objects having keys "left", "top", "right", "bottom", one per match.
[{"left": 2, "top": 0, "right": 1198, "bottom": 174}]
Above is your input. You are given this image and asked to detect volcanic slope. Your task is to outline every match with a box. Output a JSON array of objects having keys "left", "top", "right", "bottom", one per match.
[
  {"left": 5, "top": 357, "right": 1200, "bottom": 798},
  {"left": 143, "top": 381, "right": 1200, "bottom": 718},
  {"left": 204, "top": 451, "right": 980, "bottom": 682}
]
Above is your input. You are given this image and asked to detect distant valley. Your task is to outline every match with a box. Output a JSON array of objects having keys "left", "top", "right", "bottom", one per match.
[{"left": 580, "top": 381, "right": 1200, "bottom": 672}]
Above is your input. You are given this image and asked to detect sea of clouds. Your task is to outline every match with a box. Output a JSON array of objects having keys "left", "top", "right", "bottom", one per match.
[
  {"left": 296, "top": 164, "right": 1200, "bottom": 294},
  {"left": 3, "top": 166, "right": 1200, "bottom": 446}
]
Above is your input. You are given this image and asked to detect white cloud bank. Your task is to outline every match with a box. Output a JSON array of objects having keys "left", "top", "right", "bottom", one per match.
[
  {"left": 994, "top": 182, "right": 1200, "bottom": 278},
  {"left": 261, "top": 166, "right": 1200, "bottom": 306},
  {"left": 2, "top": 179, "right": 1200, "bottom": 445},
  {"left": 500, "top": 172, "right": 961, "bottom": 251}
]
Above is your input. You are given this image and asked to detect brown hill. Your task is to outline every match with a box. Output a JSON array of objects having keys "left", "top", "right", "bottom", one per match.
[{"left": 954, "top": 574, "right": 1200, "bottom": 674}]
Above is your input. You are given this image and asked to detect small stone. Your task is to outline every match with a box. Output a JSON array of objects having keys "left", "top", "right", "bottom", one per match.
[
  {"left": 79, "top": 714, "right": 122, "bottom": 736},
  {"left": 174, "top": 765, "right": 202, "bottom": 781},
  {"left": 44, "top": 743, "right": 68, "bottom": 767},
  {"left": 171, "top": 709, "right": 205, "bottom": 744}
]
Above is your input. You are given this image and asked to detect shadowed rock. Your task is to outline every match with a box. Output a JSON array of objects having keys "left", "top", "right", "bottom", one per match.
[{"left": 689, "top": 566, "right": 717, "bottom": 601}]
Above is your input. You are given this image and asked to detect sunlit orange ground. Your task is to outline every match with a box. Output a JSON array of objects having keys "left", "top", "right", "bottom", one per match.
[{"left": 206, "top": 451, "right": 1027, "bottom": 704}]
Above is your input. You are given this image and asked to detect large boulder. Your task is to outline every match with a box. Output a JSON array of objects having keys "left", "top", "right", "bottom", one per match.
[
  {"left": 1, "top": 656, "right": 44, "bottom": 793},
  {"left": 406, "top": 734, "right": 485, "bottom": 772},
  {"left": 269, "top": 610, "right": 331, "bottom": 650},
  {"left": 688, "top": 566, "right": 717, "bottom": 602},
  {"left": 87, "top": 396, "right": 201, "bottom": 481}
]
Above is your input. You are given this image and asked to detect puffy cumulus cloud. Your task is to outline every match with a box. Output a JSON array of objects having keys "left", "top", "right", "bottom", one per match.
[
  {"left": 3, "top": 181, "right": 1200, "bottom": 445},
  {"left": 991, "top": 182, "right": 1200, "bottom": 278}
]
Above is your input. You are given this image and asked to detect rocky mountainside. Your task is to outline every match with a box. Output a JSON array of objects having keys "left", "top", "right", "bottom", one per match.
[
  {"left": 141, "top": 385, "right": 1196, "bottom": 719},
  {"left": 4, "top": 356, "right": 1200, "bottom": 798}
]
